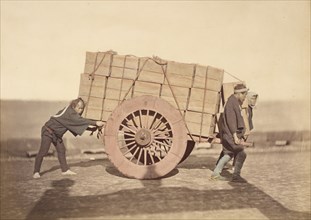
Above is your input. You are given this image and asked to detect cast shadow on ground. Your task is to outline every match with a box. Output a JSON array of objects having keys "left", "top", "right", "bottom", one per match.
[
  {"left": 105, "top": 166, "right": 179, "bottom": 179},
  {"left": 26, "top": 159, "right": 310, "bottom": 220},
  {"left": 40, "top": 158, "right": 179, "bottom": 179},
  {"left": 177, "top": 154, "right": 218, "bottom": 170},
  {"left": 40, "top": 154, "right": 214, "bottom": 177},
  {"left": 39, "top": 158, "right": 109, "bottom": 176}
]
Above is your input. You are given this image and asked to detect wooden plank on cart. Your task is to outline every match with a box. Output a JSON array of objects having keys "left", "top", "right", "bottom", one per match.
[
  {"left": 193, "top": 65, "right": 224, "bottom": 92},
  {"left": 160, "top": 85, "right": 189, "bottom": 111},
  {"left": 105, "top": 77, "right": 134, "bottom": 101},
  {"left": 188, "top": 88, "right": 220, "bottom": 114},
  {"left": 103, "top": 99, "right": 120, "bottom": 113},
  {"left": 184, "top": 111, "right": 215, "bottom": 137},
  {"left": 84, "top": 52, "right": 112, "bottom": 76},
  {"left": 138, "top": 58, "right": 165, "bottom": 84},
  {"left": 85, "top": 96, "right": 103, "bottom": 109},
  {"left": 133, "top": 81, "right": 161, "bottom": 97},
  {"left": 84, "top": 96, "right": 104, "bottom": 120},
  {"left": 110, "top": 55, "right": 139, "bottom": 80},
  {"left": 79, "top": 74, "right": 106, "bottom": 98},
  {"left": 164, "top": 62, "right": 194, "bottom": 87}
]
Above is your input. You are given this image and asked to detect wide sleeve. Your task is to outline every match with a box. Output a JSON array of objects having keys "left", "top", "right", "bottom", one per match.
[
  {"left": 224, "top": 100, "right": 238, "bottom": 134},
  {"left": 53, "top": 107, "right": 97, "bottom": 136},
  {"left": 224, "top": 97, "right": 244, "bottom": 134},
  {"left": 67, "top": 112, "right": 97, "bottom": 136},
  {"left": 236, "top": 105, "right": 245, "bottom": 130}
]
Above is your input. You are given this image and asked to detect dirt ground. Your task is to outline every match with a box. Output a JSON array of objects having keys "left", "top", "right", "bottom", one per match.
[{"left": 0, "top": 145, "right": 310, "bottom": 220}]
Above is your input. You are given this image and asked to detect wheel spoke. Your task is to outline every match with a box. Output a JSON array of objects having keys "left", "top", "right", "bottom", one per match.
[
  {"left": 152, "top": 119, "right": 167, "bottom": 131},
  {"left": 153, "top": 139, "right": 172, "bottom": 149},
  {"left": 118, "top": 137, "right": 136, "bottom": 142},
  {"left": 124, "top": 118, "right": 138, "bottom": 132},
  {"left": 147, "top": 115, "right": 155, "bottom": 129},
  {"left": 141, "top": 110, "right": 149, "bottom": 129},
  {"left": 148, "top": 113, "right": 157, "bottom": 130},
  {"left": 149, "top": 114, "right": 163, "bottom": 130},
  {"left": 119, "top": 140, "right": 136, "bottom": 149},
  {"left": 147, "top": 149, "right": 156, "bottom": 164},
  {"left": 139, "top": 110, "right": 143, "bottom": 128},
  {"left": 153, "top": 129, "right": 172, "bottom": 136},
  {"left": 146, "top": 109, "right": 150, "bottom": 129},
  {"left": 151, "top": 116, "right": 163, "bottom": 131},
  {"left": 144, "top": 148, "right": 147, "bottom": 165},
  {"left": 149, "top": 148, "right": 162, "bottom": 162},
  {"left": 120, "top": 131, "right": 136, "bottom": 137},
  {"left": 153, "top": 141, "right": 169, "bottom": 153},
  {"left": 131, "top": 112, "right": 140, "bottom": 129},
  {"left": 129, "top": 147, "right": 140, "bottom": 161},
  {"left": 120, "top": 123, "right": 137, "bottom": 134},
  {"left": 152, "top": 143, "right": 167, "bottom": 155},
  {"left": 123, "top": 145, "right": 137, "bottom": 156},
  {"left": 153, "top": 121, "right": 169, "bottom": 132},
  {"left": 136, "top": 148, "right": 143, "bottom": 165},
  {"left": 154, "top": 136, "right": 173, "bottom": 140},
  {"left": 162, "top": 139, "right": 172, "bottom": 151}
]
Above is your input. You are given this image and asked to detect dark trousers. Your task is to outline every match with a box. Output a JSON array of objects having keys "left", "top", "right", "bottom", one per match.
[
  {"left": 233, "top": 150, "right": 247, "bottom": 176},
  {"left": 34, "top": 131, "right": 69, "bottom": 173},
  {"left": 214, "top": 137, "right": 247, "bottom": 176},
  {"left": 213, "top": 150, "right": 247, "bottom": 176}
]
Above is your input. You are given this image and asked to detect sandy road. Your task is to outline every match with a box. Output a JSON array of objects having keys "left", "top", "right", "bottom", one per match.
[{"left": 1, "top": 147, "right": 310, "bottom": 220}]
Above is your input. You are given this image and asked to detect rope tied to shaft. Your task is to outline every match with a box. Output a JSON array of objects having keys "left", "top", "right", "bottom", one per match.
[{"left": 224, "top": 70, "right": 243, "bottom": 82}]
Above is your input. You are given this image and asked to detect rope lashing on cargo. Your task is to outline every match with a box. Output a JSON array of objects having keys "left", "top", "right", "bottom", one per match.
[
  {"left": 118, "top": 55, "right": 128, "bottom": 102},
  {"left": 84, "top": 52, "right": 107, "bottom": 117},
  {"left": 120, "top": 55, "right": 169, "bottom": 101},
  {"left": 198, "top": 66, "right": 210, "bottom": 142},
  {"left": 89, "top": 50, "right": 117, "bottom": 80},
  {"left": 160, "top": 62, "right": 195, "bottom": 142},
  {"left": 119, "top": 55, "right": 195, "bottom": 141},
  {"left": 120, "top": 57, "right": 150, "bottom": 102},
  {"left": 85, "top": 51, "right": 217, "bottom": 142},
  {"left": 89, "top": 53, "right": 106, "bottom": 80},
  {"left": 85, "top": 50, "right": 117, "bottom": 119},
  {"left": 118, "top": 55, "right": 138, "bottom": 103},
  {"left": 224, "top": 70, "right": 243, "bottom": 82},
  {"left": 152, "top": 56, "right": 168, "bottom": 65}
]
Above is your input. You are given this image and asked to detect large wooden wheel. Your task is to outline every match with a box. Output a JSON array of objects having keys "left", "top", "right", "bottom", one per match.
[{"left": 104, "top": 95, "right": 188, "bottom": 179}]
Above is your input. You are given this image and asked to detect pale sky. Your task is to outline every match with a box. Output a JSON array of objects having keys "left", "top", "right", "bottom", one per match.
[{"left": 1, "top": 1, "right": 310, "bottom": 102}]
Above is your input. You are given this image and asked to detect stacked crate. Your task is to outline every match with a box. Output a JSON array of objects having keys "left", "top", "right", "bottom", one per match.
[{"left": 78, "top": 51, "right": 224, "bottom": 141}]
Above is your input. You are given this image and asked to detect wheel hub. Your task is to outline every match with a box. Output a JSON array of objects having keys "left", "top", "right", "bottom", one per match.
[{"left": 135, "top": 128, "right": 152, "bottom": 146}]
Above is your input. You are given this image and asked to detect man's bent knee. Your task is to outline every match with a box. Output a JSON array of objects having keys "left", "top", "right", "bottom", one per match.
[{"left": 237, "top": 150, "right": 247, "bottom": 159}]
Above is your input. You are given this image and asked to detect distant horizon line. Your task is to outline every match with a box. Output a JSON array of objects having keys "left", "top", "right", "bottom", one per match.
[{"left": 1, "top": 98, "right": 310, "bottom": 103}]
